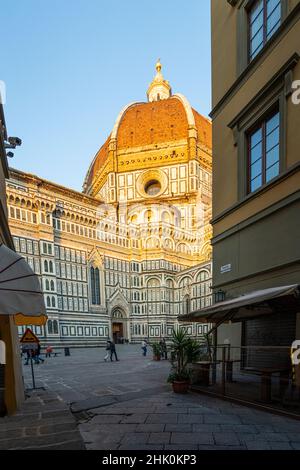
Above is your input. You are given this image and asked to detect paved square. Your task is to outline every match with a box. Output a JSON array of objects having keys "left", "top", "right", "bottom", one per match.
[{"left": 20, "top": 345, "right": 300, "bottom": 450}]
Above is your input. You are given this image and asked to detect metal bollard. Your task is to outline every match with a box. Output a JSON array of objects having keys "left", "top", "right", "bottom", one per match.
[{"left": 64, "top": 347, "right": 70, "bottom": 356}]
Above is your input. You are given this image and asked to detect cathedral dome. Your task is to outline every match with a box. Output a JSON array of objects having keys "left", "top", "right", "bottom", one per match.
[{"left": 83, "top": 63, "right": 211, "bottom": 196}]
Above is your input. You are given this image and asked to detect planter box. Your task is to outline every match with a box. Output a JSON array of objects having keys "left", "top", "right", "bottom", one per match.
[{"left": 172, "top": 381, "right": 189, "bottom": 394}]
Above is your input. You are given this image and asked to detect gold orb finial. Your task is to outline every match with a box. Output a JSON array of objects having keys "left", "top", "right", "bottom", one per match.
[
  {"left": 156, "top": 59, "right": 162, "bottom": 73},
  {"left": 147, "top": 59, "right": 171, "bottom": 102}
]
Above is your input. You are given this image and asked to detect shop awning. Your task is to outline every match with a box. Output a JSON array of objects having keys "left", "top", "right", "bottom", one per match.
[
  {"left": 0, "top": 244, "right": 47, "bottom": 326},
  {"left": 179, "top": 284, "right": 300, "bottom": 324}
]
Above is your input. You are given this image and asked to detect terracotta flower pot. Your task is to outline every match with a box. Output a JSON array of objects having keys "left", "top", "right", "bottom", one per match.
[
  {"left": 172, "top": 380, "right": 189, "bottom": 394},
  {"left": 153, "top": 355, "right": 161, "bottom": 361}
]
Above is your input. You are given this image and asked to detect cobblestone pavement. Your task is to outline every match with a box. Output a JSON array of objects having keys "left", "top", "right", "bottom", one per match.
[
  {"left": 78, "top": 392, "right": 300, "bottom": 450},
  {"left": 19, "top": 345, "right": 300, "bottom": 450},
  {"left": 0, "top": 389, "right": 85, "bottom": 450},
  {"left": 22, "top": 344, "right": 170, "bottom": 407}
]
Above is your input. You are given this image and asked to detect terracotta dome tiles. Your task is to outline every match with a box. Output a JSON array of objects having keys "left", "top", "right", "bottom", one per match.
[
  {"left": 86, "top": 134, "right": 111, "bottom": 188},
  {"left": 192, "top": 109, "right": 212, "bottom": 149},
  {"left": 85, "top": 96, "right": 212, "bottom": 192},
  {"left": 117, "top": 98, "right": 189, "bottom": 149}
]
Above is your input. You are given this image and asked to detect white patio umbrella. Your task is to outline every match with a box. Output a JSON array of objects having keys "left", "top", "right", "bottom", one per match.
[{"left": 0, "top": 243, "right": 47, "bottom": 325}]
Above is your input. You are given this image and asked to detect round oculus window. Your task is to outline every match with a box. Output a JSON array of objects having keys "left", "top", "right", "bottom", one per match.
[{"left": 144, "top": 179, "right": 161, "bottom": 196}]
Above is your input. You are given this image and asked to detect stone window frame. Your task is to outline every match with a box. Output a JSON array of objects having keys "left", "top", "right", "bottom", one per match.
[
  {"left": 235, "top": 89, "right": 286, "bottom": 199},
  {"left": 237, "top": 0, "right": 288, "bottom": 75},
  {"left": 246, "top": 106, "right": 281, "bottom": 194},
  {"left": 229, "top": 54, "right": 298, "bottom": 201}
]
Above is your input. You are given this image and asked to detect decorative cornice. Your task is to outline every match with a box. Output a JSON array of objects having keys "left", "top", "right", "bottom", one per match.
[
  {"left": 228, "top": 53, "right": 300, "bottom": 129},
  {"left": 9, "top": 168, "right": 103, "bottom": 207},
  {"left": 212, "top": 161, "right": 300, "bottom": 225},
  {"left": 117, "top": 148, "right": 188, "bottom": 173}
]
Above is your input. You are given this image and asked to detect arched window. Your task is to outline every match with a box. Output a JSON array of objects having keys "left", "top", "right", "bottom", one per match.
[
  {"left": 166, "top": 279, "right": 174, "bottom": 303},
  {"left": 90, "top": 267, "right": 101, "bottom": 305},
  {"left": 161, "top": 211, "right": 171, "bottom": 224},
  {"left": 95, "top": 268, "right": 100, "bottom": 305},
  {"left": 145, "top": 210, "right": 153, "bottom": 222},
  {"left": 91, "top": 267, "right": 96, "bottom": 305},
  {"left": 46, "top": 296, "right": 51, "bottom": 307},
  {"left": 182, "top": 295, "right": 190, "bottom": 315},
  {"left": 47, "top": 320, "right": 53, "bottom": 334},
  {"left": 51, "top": 296, "right": 56, "bottom": 308},
  {"left": 50, "top": 280, "right": 55, "bottom": 291},
  {"left": 44, "top": 260, "right": 48, "bottom": 272},
  {"left": 45, "top": 279, "right": 50, "bottom": 291},
  {"left": 49, "top": 261, "right": 53, "bottom": 273},
  {"left": 53, "top": 320, "right": 58, "bottom": 334}
]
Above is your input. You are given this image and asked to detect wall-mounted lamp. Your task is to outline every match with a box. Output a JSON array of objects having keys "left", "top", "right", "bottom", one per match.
[{"left": 214, "top": 289, "right": 226, "bottom": 304}]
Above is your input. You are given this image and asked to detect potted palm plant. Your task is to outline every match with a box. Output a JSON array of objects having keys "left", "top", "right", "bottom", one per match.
[
  {"left": 167, "top": 329, "right": 201, "bottom": 393},
  {"left": 151, "top": 342, "right": 161, "bottom": 361}
]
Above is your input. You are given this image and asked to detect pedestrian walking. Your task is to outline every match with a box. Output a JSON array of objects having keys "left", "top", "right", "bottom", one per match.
[
  {"left": 141, "top": 339, "right": 148, "bottom": 357},
  {"left": 45, "top": 345, "right": 53, "bottom": 358},
  {"left": 24, "top": 348, "right": 36, "bottom": 365},
  {"left": 24, "top": 349, "right": 32, "bottom": 365},
  {"left": 160, "top": 337, "right": 168, "bottom": 360},
  {"left": 34, "top": 343, "right": 44, "bottom": 364},
  {"left": 104, "top": 340, "right": 110, "bottom": 361},
  {"left": 109, "top": 341, "right": 119, "bottom": 362}
]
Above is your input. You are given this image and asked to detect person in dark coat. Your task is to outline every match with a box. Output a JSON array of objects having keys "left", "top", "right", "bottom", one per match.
[
  {"left": 109, "top": 341, "right": 119, "bottom": 362},
  {"left": 160, "top": 338, "right": 168, "bottom": 360},
  {"left": 24, "top": 349, "right": 31, "bottom": 365},
  {"left": 34, "top": 343, "right": 44, "bottom": 364}
]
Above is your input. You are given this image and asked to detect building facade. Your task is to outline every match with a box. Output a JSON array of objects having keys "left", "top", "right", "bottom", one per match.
[
  {"left": 7, "top": 63, "right": 213, "bottom": 347},
  {"left": 210, "top": 0, "right": 300, "bottom": 347},
  {"left": 0, "top": 93, "right": 24, "bottom": 414}
]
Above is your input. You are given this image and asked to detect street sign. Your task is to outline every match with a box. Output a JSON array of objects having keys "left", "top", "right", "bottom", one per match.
[
  {"left": 21, "top": 343, "right": 38, "bottom": 351},
  {"left": 20, "top": 328, "right": 39, "bottom": 345},
  {"left": 20, "top": 328, "right": 40, "bottom": 390},
  {"left": 220, "top": 264, "right": 232, "bottom": 274}
]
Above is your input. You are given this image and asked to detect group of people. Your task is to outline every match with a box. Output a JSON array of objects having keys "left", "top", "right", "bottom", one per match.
[
  {"left": 22, "top": 343, "right": 44, "bottom": 365},
  {"left": 141, "top": 338, "right": 168, "bottom": 359},
  {"left": 104, "top": 340, "right": 119, "bottom": 362},
  {"left": 22, "top": 345, "right": 53, "bottom": 365},
  {"left": 103, "top": 337, "right": 168, "bottom": 361}
]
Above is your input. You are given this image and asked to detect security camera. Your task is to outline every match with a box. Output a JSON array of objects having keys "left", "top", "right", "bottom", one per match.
[
  {"left": 6, "top": 151, "right": 14, "bottom": 158},
  {"left": 8, "top": 136, "right": 22, "bottom": 147}
]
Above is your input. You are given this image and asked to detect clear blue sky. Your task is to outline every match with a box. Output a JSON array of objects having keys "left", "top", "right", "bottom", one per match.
[{"left": 1, "top": 0, "right": 211, "bottom": 191}]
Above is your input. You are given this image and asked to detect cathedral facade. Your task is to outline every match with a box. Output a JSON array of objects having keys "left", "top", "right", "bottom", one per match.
[{"left": 6, "top": 62, "right": 213, "bottom": 347}]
